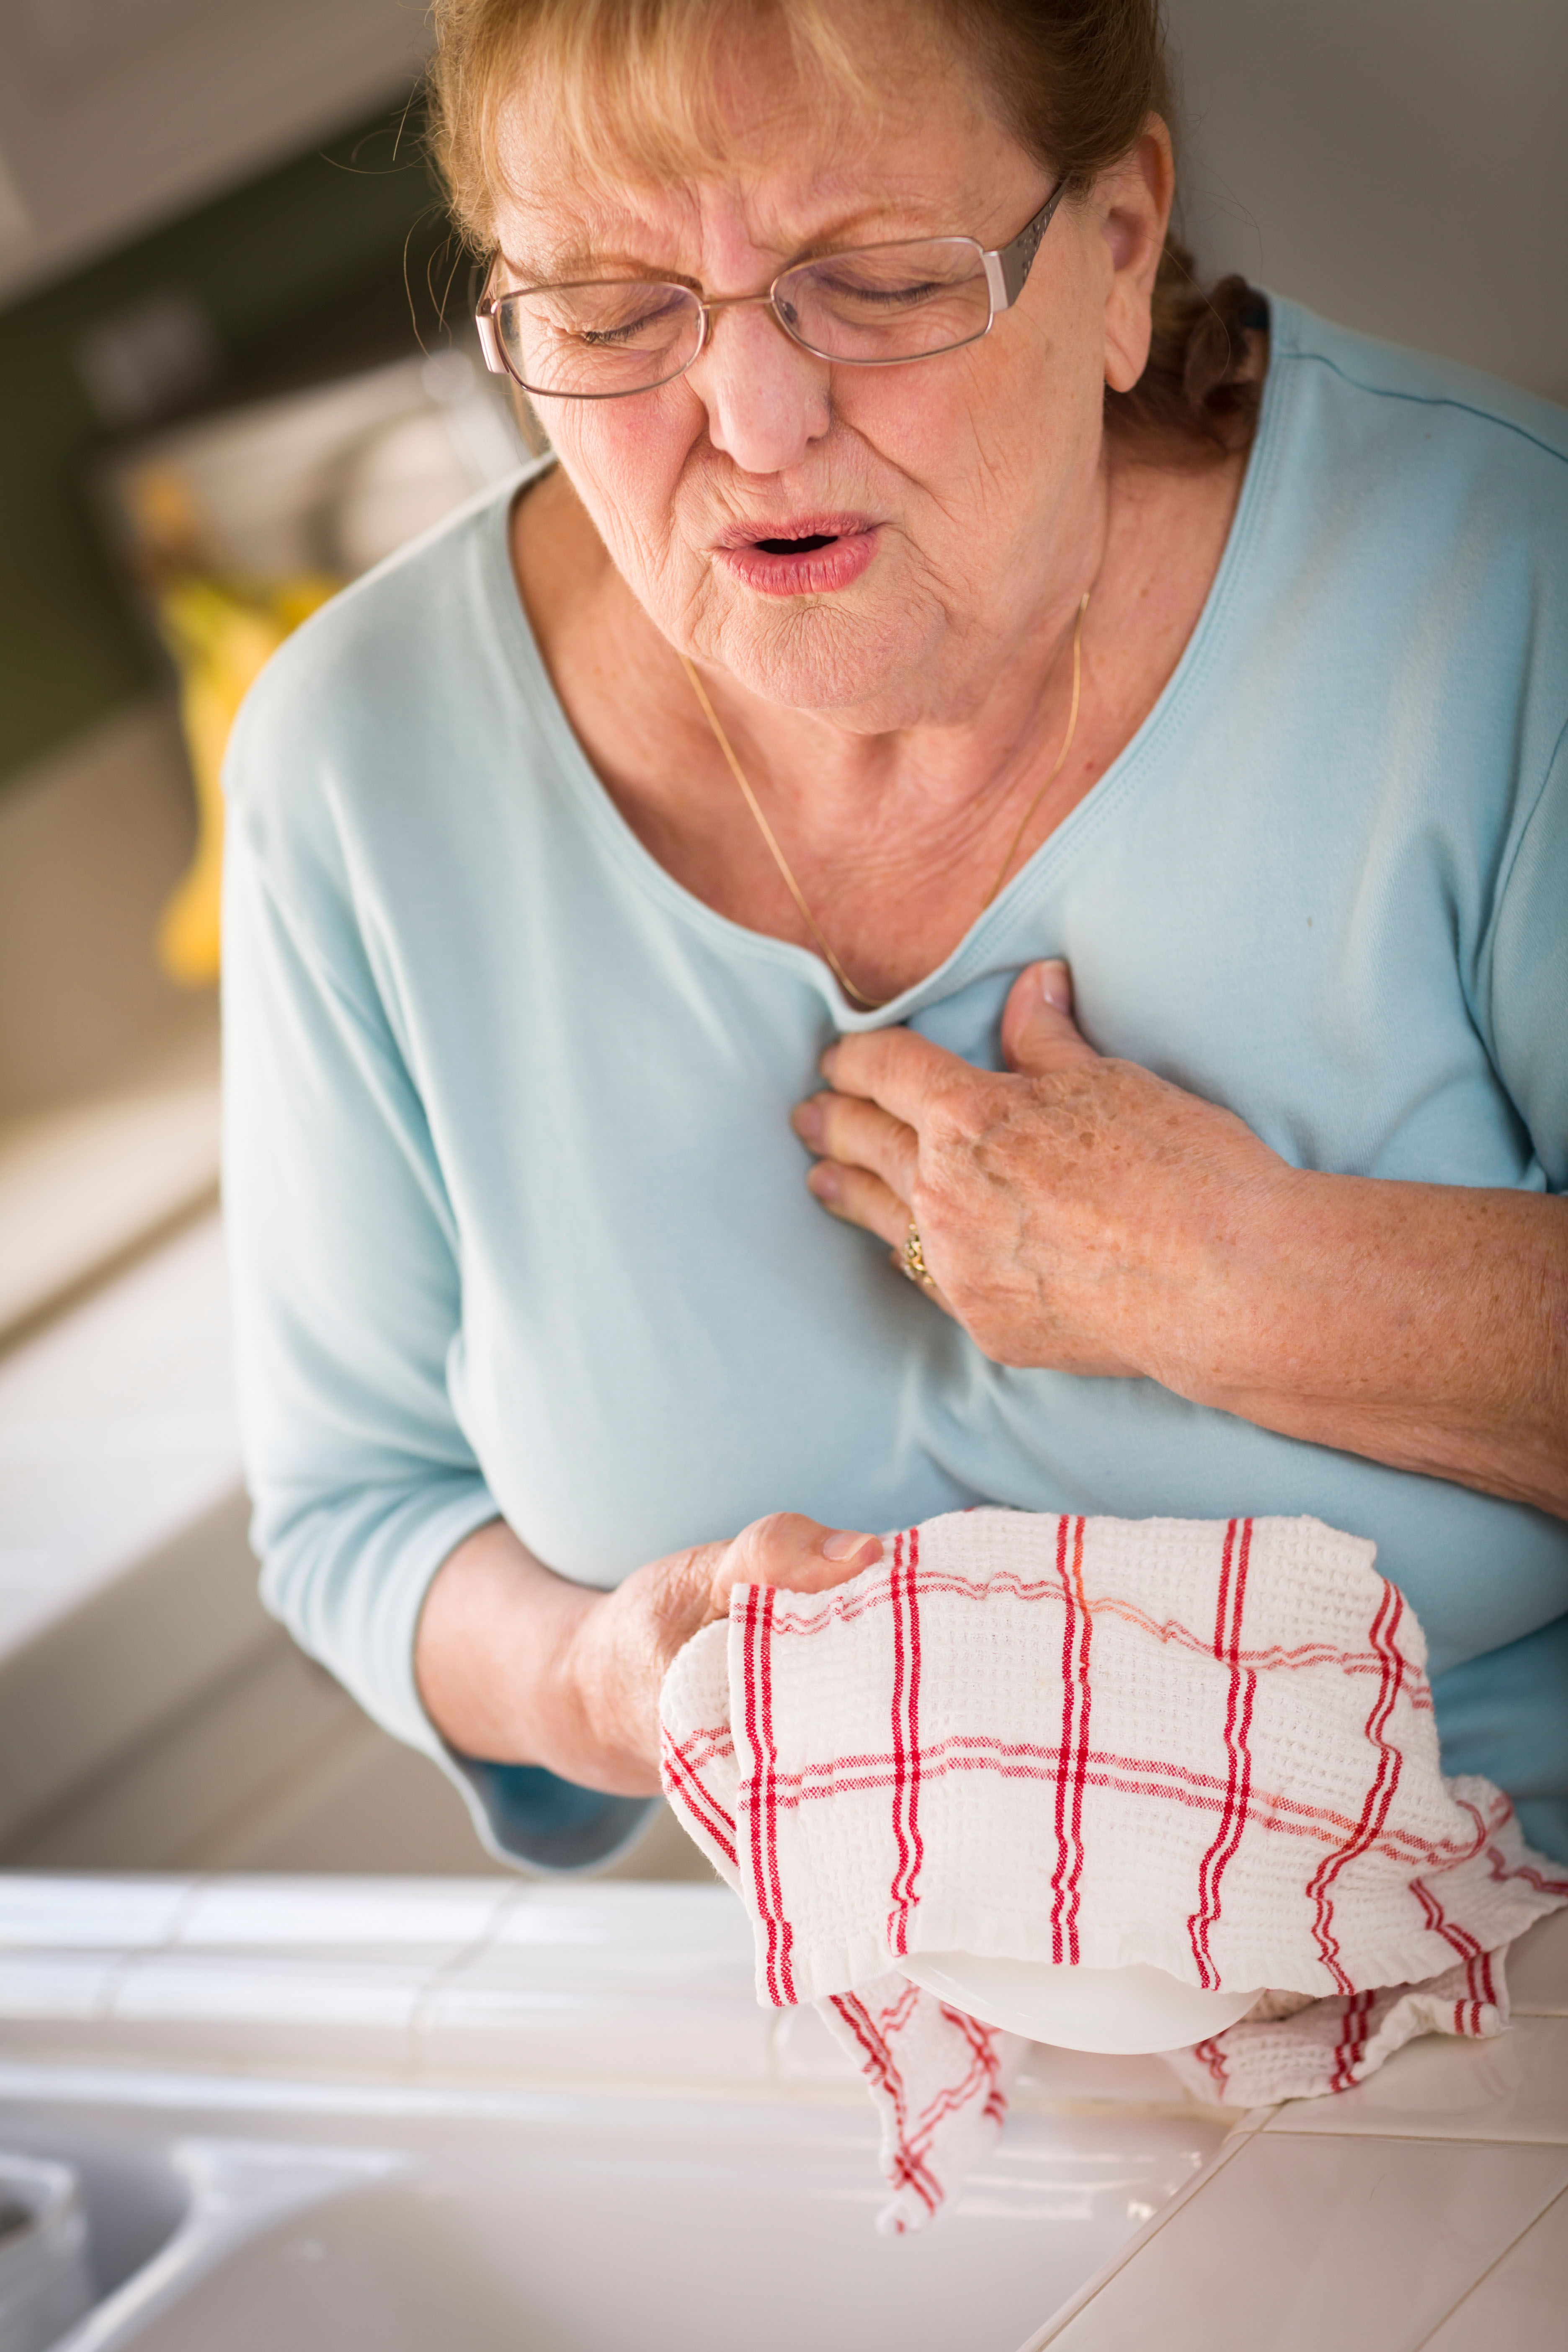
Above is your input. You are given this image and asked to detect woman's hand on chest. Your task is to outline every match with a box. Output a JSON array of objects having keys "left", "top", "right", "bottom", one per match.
[
  {"left": 792, "top": 962, "right": 1568, "bottom": 1518},
  {"left": 793, "top": 957, "right": 1290, "bottom": 1391}
]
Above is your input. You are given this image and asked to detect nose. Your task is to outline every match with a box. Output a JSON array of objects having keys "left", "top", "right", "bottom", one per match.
[{"left": 686, "top": 298, "right": 832, "bottom": 475}]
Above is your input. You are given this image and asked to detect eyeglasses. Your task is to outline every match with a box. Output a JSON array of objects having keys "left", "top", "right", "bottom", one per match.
[{"left": 474, "top": 181, "right": 1066, "bottom": 401}]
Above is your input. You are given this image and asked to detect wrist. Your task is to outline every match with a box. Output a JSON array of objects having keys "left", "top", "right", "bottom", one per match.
[
  {"left": 413, "top": 1521, "right": 606, "bottom": 1773},
  {"left": 556, "top": 1584, "right": 665, "bottom": 1795}
]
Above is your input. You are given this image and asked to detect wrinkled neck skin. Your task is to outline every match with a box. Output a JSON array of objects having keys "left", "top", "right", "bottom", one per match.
[{"left": 499, "top": 12, "right": 1245, "bottom": 995}]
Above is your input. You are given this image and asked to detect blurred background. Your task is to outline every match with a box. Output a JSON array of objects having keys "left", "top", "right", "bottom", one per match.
[{"left": 0, "top": 0, "right": 1563, "bottom": 1880}]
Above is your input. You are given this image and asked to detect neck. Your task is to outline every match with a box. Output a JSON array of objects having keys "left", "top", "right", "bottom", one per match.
[{"left": 512, "top": 439, "right": 1244, "bottom": 1002}]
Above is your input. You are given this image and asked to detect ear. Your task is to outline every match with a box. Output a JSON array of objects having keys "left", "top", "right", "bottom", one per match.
[{"left": 1098, "top": 118, "right": 1176, "bottom": 396}]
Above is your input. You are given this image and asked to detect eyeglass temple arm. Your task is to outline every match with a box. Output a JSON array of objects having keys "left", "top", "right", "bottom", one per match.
[
  {"left": 983, "top": 178, "right": 1069, "bottom": 311},
  {"left": 473, "top": 253, "right": 506, "bottom": 375}
]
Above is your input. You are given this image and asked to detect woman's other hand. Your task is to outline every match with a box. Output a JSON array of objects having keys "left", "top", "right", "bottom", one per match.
[
  {"left": 415, "top": 1513, "right": 881, "bottom": 1799},
  {"left": 567, "top": 1514, "right": 881, "bottom": 1791},
  {"left": 792, "top": 958, "right": 1289, "bottom": 1393}
]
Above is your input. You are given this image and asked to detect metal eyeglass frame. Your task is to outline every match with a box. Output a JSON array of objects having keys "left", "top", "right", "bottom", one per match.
[{"left": 473, "top": 178, "right": 1068, "bottom": 400}]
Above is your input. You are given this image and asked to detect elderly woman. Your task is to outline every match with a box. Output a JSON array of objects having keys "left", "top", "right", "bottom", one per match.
[{"left": 224, "top": 0, "right": 1568, "bottom": 1875}]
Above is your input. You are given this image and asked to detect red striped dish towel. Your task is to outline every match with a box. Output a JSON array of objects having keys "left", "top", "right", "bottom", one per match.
[{"left": 660, "top": 1508, "right": 1567, "bottom": 2233}]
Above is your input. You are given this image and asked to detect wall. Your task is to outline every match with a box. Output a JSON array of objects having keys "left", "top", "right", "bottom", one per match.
[
  {"left": 1165, "top": 0, "right": 1568, "bottom": 403},
  {"left": 0, "top": 701, "right": 199, "bottom": 1115}
]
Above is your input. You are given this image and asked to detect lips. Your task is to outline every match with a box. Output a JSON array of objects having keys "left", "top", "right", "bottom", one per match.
[
  {"left": 715, "top": 513, "right": 879, "bottom": 597},
  {"left": 716, "top": 511, "right": 872, "bottom": 549}
]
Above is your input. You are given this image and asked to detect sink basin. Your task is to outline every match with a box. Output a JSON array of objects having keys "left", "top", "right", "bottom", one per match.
[
  {"left": 0, "top": 2150, "right": 93, "bottom": 2352},
  {"left": 0, "top": 1875, "right": 1230, "bottom": 2350},
  {"left": 0, "top": 2095, "right": 1220, "bottom": 2352}
]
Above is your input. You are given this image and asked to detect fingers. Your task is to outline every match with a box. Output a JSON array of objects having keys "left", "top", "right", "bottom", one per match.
[
  {"left": 792, "top": 1090, "right": 919, "bottom": 1199},
  {"left": 710, "top": 1513, "right": 883, "bottom": 1613},
  {"left": 805, "top": 1154, "right": 908, "bottom": 1248},
  {"left": 1001, "top": 959, "right": 1102, "bottom": 1077},
  {"left": 819, "top": 1023, "right": 970, "bottom": 1125}
]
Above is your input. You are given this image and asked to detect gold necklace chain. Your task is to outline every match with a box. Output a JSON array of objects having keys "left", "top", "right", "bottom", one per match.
[{"left": 679, "top": 589, "right": 1090, "bottom": 1011}]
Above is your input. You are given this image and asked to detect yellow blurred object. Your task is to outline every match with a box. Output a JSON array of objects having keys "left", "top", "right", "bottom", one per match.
[{"left": 155, "top": 573, "right": 339, "bottom": 987}]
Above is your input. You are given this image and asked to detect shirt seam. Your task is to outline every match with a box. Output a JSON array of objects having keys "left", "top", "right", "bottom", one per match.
[
  {"left": 1480, "top": 704, "right": 1568, "bottom": 1095},
  {"left": 234, "top": 807, "right": 396, "bottom": 1049},
  {"left": 1273, "top": 347, "right": 1568, "bottom": 472}
]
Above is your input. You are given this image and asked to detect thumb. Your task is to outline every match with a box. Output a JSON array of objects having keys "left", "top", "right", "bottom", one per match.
[
  {"left": 1001, "top": 959, "right": 1101, "bottom": 1076},
  {"left": 709, "top": 1514, "right": 883, "bottom": 1616}
]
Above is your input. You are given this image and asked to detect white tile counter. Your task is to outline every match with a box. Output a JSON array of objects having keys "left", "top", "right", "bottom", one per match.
[
  {"left": 1023, "top": 1907, "right": 1568, "bottom": 2350},
  {"left": 0, "top": 1872, "right": 1230, "bottom": 2352},
  {"left": 0, "top": 1877, "right": 1563, "bottom": 2350}
]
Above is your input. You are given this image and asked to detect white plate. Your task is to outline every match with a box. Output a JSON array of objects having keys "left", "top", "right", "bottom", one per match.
[{"left": 899, "top": 1950, "right": 1260, "bottom": 2053}]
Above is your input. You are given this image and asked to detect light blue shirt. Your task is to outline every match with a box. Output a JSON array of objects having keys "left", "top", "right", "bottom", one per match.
[{"left": 223, "top": 297, "right": 1568, "bottom": 1868}]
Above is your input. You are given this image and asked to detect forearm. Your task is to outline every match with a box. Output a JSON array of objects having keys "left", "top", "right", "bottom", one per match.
[
  {"left": 1171, "top": 1175, "right": 1568, "bottom": 1516},
  {"left": 413, "top": 1519, "right": 655, "bottom": 1794},
  {"left": 413, "top": 1509, "right": 878, "bottom": 1798}
]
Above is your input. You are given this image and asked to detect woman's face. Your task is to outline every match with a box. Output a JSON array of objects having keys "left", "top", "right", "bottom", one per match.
[{"left": 490, "top": 14, "right": 1162, "bottom": 730}]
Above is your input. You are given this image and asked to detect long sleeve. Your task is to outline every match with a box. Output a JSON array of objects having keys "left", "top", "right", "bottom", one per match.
[
  {"left": 220, "top": 647, "right": 655, "bottom": 1871},
  {"left": 222, "top": 695, "right": 500, "bottom": 1763}
]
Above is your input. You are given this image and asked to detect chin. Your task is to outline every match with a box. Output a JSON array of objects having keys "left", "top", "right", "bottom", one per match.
[{"left": 701, "top": 592, "right": 940, "bottom": 722}]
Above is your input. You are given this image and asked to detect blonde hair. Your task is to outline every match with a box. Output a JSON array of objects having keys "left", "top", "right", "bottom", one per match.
[{"left": 426, "top": 0, "right": 1264, "bottom": 459}]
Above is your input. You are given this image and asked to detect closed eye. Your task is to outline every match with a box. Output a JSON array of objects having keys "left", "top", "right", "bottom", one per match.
[{"left": 577, "top": 294, "right": 692, "bottom": 346}]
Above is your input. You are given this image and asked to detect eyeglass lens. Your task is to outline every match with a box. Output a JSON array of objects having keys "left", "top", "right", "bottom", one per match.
[{"left": 493, "top": 237, "right": 993, "bottom": 397}]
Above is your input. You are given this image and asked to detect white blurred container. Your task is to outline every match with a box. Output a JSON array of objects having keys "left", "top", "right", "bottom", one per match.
[{"left": 99, "top": 346, "right": 533, "bottom": 592}]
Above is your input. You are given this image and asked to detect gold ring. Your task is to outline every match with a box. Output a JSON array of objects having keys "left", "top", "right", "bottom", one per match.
[{"left": 902, "top": 1220, "right": 936, "bottom": 1290}]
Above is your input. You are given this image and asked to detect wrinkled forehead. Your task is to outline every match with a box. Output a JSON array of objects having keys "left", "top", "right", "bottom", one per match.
[
  {"left": 492, "top": 160, "right": 999, "bottom": 287},
  {"left": 485, "top": 3, "right": 1004, "bottom": 277}
]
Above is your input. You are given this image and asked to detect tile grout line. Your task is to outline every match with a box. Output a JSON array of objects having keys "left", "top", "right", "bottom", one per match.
[
  {"left": 408, "top": 1881, "right": 532, "bottom": 2073},
  {"left": 1010, "top": 2106, "right": 1278, "bottom": 2352},
  {"left": 96, "top": 1872, "right": 209, "bottom": 2021},
  {"left": 1262, "top": 2120, "right": 1568, "bottom": 2146},
  {"left": 1257, "top": 2125, "right": 1568, "bottom": 2148},
  {"left": 1406, "top": 2179, "right": 1568, "bottom": 2351}
]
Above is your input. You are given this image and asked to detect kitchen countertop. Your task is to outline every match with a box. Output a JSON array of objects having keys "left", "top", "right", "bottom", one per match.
[
  {"left": 1023, "top": 1905, "right": 1568, "bottom": 2350},
  {"left": 0, "top": 1876, "right": 1561, "bottom": 2349}
]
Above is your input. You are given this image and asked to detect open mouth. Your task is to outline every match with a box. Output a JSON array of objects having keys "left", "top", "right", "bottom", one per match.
[
  {"left": 718, "top": 519, "right": 878, "bottom": 596},
  {"left": 753, "top": 532, "right": 840, "bottom": 554}
]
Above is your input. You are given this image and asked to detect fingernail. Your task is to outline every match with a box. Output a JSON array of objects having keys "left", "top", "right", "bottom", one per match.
[
  {"left": 821, "top": 1529, "right": 880, "bottom": 1562},
  {"left": 807, "top": 1163, "right": 840, "bottom": 1202},
  {"left": 792, "top": 1099, "right": 823, "bottom": 1144},
  {"left": 1039, "top": 959, "right": 1072, "bottom": 1011}
]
